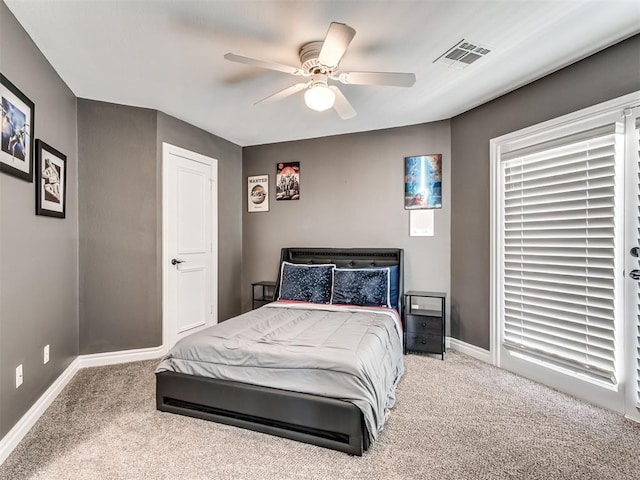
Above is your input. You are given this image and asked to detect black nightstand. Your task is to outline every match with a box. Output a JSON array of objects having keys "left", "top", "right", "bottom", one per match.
[
  {"left": 403, "top": 291, "right": 446, "bottom": 359},
  {"left": 251, "top": 281, "right": 276, "bottom": 309}
]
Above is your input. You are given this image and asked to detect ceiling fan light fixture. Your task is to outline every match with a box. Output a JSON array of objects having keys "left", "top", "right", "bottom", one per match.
[
  {"left": 224, "top": 22, "right": 415, "bottom": 119},
  {"left": 304, "top": 83, "right": 335, "bottom": 112}
]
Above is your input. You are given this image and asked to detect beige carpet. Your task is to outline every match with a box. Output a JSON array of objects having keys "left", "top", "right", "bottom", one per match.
[{"left": 1, "top": 351, "right": 639, "bottom": 479}]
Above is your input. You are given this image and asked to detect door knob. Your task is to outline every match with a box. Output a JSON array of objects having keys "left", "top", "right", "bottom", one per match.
[
  {"left": 171, "top": 258, "right": 185, "bottom": 266},
  {"left": 630, "top": 269, "right": 640, "bottom": 280}
]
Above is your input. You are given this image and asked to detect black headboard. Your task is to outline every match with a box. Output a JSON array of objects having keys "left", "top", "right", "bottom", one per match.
[{"left": 274, "top": 247, "right": 404, "bottom": 316}]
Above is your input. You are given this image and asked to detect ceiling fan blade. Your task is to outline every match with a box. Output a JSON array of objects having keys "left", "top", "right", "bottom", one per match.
[
  {"left": 255, "top": 82, "right": 309, "bottom": 105},
  {"left": 329, "top": 86, "right": 356, "bottom": 119},
  {"left": 337, "top": 71, "right": 416, "bottom": 87},
  {"left": 318, "top": 22, "right": 356, "bottom": 68},
  {"left": 224, "top": 53, "right": 304, "bottom": 76}
]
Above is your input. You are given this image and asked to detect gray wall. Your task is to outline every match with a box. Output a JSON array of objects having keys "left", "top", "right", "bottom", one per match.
[
  {"left": 78, "top": 100, "right": 159, "bottom": 353},
  {"left": 77, "top": 104, "right": 244, "bottom": 354},
  {"left": 156, "top": 112, "right": 243, "bottom": 322},
  {"left": 0, "top": 2, "right": 78, "bottom": 438},
  {"left": 450, "top": 34, "right": 640, "bottom": 350},
  {"left": 242, "top": 122, "right": 451, "bottom": 314}
]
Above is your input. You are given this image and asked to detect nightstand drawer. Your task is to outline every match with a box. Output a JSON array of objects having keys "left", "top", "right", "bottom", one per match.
[
  {"left": 406, "top": 333, "right": 443, "bottom": 354},
  {"left": 405, "top": 314, "right": 442, "bottom": 335}
]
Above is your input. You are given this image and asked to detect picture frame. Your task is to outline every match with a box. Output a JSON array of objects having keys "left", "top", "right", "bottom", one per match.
[
  {"left": 276, "top": 162, "right": 300, "bottom": 201},
  {"left": 1, "top": 73, "right": 35, "bottom": 182},
  {"left": 35, "top": 139, "right": 67, "bottom": 218},
  {"left": 404, "top": 154, "right": 442, "bottom": 209},
  {"left": 248, "top": 174, "right": 269, "bottom": 212}
]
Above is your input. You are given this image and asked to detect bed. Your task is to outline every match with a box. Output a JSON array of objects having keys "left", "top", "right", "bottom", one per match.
[{"left": 155, "top": 247, "right": 404, "bottom": 455}]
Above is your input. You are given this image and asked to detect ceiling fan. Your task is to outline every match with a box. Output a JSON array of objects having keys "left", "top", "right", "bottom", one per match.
[{"left": 224, "top": 22, "right": 416, "bottom": 119}]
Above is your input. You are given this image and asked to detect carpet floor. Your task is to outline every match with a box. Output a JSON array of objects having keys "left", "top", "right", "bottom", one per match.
[{"left": 1, "top": 351, "right": 639, "bottom": 479}]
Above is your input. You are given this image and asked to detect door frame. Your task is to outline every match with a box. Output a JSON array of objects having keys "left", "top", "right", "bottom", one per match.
[
  {"left": 162, "top": 142, "right": 218, "bottom": 351},
  {"left": 623, "top": 106, "right": 640, "bottom": 422}
]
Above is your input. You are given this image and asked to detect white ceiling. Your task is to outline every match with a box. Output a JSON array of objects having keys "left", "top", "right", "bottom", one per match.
[{"left": 5, "top": 1, "right": 640, "bottom": 146}]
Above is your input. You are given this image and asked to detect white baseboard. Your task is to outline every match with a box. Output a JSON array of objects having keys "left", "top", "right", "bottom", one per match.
[
  {"left": 0, "top": 357, "right": 80, "bottom": 465},
  {"left": 625, "top": 414, "right": 640, "bottom": 424},
  {"left": 78, "top": 345, "right": 166, "bottom": 368},
  {"left": 446, "top": 336, "right": 492, "bottom": 364},
  {"left": 0, "top": 345, "right": 165, "bottom": 465}
]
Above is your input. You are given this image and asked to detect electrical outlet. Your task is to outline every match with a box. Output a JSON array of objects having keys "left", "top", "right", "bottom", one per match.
[
  {"left": 44, "top": 344, "right": 50, "bottom": 364},
  {"left": 16, "top": 364, "right": 23, "bottom": 388}
]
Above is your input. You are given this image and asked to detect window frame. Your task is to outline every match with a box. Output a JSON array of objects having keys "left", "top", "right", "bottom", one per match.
[{"left": 490, "top": 91, "right": 640, "bottom": 413}]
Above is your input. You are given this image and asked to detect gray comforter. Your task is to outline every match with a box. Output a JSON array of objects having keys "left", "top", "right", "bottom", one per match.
[{"left": 155, "top": 301, "right": 404, "bottom": 441}]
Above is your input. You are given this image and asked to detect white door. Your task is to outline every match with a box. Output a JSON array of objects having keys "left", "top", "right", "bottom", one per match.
[
  {"left": 624, "top": 107, "right": 640, "bottom": 422},
  {"left": 491, "top": 94, "right": 640, "bottom": 420},
  {"left": 163, "top": 143, "right": 218, "bottom": 350}
]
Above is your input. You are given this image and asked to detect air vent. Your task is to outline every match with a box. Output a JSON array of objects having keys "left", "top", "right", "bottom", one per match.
[{"left": 434, "top": 39, "right": 492, "bottom": 68}]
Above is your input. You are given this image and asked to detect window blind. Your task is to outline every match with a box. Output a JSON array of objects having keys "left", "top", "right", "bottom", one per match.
[{"left": 500, "top": 122, "right": 623, "bottom": 384}]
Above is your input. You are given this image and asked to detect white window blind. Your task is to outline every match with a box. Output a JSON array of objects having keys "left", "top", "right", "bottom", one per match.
[{"left": 500, "top": 122, "right": 623, "bottom": 384}]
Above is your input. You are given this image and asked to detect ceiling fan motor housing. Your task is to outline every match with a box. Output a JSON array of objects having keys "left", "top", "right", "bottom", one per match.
[{"left": 299, "top": 41, "right": 333, "bottom": 74}]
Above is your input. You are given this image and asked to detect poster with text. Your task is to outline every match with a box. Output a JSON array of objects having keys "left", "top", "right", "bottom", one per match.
[{"left": 248, "top": 174, "right": 269, "bottom": 212}]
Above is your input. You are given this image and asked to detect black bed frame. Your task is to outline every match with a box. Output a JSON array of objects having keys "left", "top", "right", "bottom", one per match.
[{"left": 156, "top": 247, "right": 404, "bottom": 455}]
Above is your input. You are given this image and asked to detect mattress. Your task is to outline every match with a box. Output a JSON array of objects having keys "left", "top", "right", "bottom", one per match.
[{"left": 155, "top": 301, "right": 404, "bottom": 441}]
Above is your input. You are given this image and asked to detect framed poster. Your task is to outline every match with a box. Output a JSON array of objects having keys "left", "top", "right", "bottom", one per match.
[
  {"left": 404, "top": 154, "right": 442, "bottom": 209},
  {"left": 248, "top": 174, "right": 269, "bottom": 212},
  {"left": 35, "top": 139, "right": 67, "bottom": 218},
  {"left": 1, "top": 73, "right": 35, "bottom": 182},
  {"left": 276, "top": 162, "right": 300, "bottom": 200}
]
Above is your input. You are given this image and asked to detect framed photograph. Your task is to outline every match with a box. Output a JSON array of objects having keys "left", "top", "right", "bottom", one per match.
[
  {"left": 1, "top": 73, "right": 35, "bottom": 182},
  {"left": 404, "top": 154, "right": 442, "bottom": 209},
  {"left": 276, "top": 162, "right": 300, "bottom": 200},
  {"left": 35, "top": 139, "right": 67, "bottom": 218},
  {"left": 248, "top": 174, "right": 269, "bottom": 212}
]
